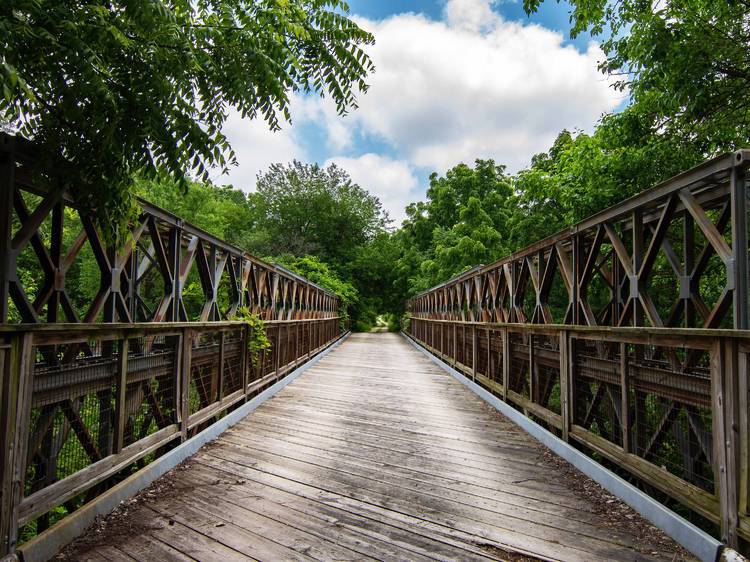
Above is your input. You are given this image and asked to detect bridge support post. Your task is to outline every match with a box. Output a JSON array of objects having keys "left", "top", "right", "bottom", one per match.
[
  {"left": 217, "top": 331, "right": 226, "bottom": 402},
  {"left": 471, "top": 326, "right": 477, "bottom": 381},
  {"left": 619, "top": 342, "right": 630, "bottom": 454},
  {"left": 452, "top": 323, "right": 457, "bottom": 368},
  {"left": 502, "top": 328, "right": 510, "bottom": 402},
  {"left": 179, "top": 329, "right": 192, "bottom": 442},
  {"left": 559, "top": 331, "right": 570, "bottom": 443},
  {"left": 113, "top": 338, "right": 130, "bottom": 454},
  {"left": 712, "top": 337, "right": 740, "bottom": 548},
  {"left": 0, "top": 333, "right": 34, "bottom": 559}
]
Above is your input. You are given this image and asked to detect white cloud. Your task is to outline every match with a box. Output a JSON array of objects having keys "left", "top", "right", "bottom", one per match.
[
  {"left": 320, "top": 0, "right": 622, "bottom": 173},
  {"left": 324, "top": 154, "right": 419, "bottom": 225},
  {"left": 216, "top": 0, "right": 625, "bottom": 220},
  {"left": 444, "top": 0, "right": 501, "bottom": 32},
  {"left": 217, "top": 109, "right": 308, "bottom": 191}
]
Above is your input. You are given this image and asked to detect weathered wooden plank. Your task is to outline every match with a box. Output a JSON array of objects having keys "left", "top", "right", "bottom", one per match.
[{"left": 181, "top": 466, "right": 507, "bottom": 562}]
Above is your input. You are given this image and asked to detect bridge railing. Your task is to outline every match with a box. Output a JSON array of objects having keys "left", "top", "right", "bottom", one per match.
[
  {"left": 0, "top": 317, "right": 346, "bottom": 558},
  {"left": 406, "top": 317, "right": 747, "bottom": 547},
  {"left": 0, "top": 133, "right": 341, "bottom": 326}
]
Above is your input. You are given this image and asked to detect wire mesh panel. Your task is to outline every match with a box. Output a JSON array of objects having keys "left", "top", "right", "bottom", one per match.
[
  {"left": 488, "top": 328, "right": 503, "bottom": 384},
  {"left": 256, "top": 324, "right": 278, "bottom": 379},
  {"left": 476, "top": 328, "right": 489, "bottom": 377},
  {"left": 25, "top": 336, "right": 118, "bottom": 500},
  {"left": 456, "top": 325, "right": 466, "bottom": 368},
  {"left": 508, "top": 331, "right": 530, "bottom": 398},
  {"left": 189, "top": 331, "right": 220, "bottom": 415},
  {"left": 123, "top": 335, "right": 178, "bottom": 447},
  {"left": 572, "top": 338, "right": 623, "bottom": 446},
  {"left": 531, "top": 334, "right": 561, "bottom": 416},
  {"left": 628, "top": 342, "right": 714, "bottom": 492},
  {"left": 222, "top": 328, "right": 244, "bottom": 396}
]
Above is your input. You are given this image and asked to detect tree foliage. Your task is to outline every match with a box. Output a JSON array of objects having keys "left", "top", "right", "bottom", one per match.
[
  {"left": 0, "top": 0, "right": 374, "bottom": 236},
  {"left": 249, "top": 161, "right": 389, "bottom": 265},
  {"left": 524, "top": 0, "right": 750, "bottom": 153},
  {"left": 393, "top": 160, "right": 512, "bottom": 297}
]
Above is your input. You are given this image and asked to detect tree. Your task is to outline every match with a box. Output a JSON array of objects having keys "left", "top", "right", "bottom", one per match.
[
  {"left": 423, "top": 197, "right": 503, "bottom": 287},
  {"left": 273, "top": 254, "right": 358, "bottom": 315},
  {"left": 249, "top": 161, "right": 389, "bottom": 267},
  {"left": 524, "top": 0, "right": 750, "bottom": 153},
  {"left": 394, "top": 159, "right": 512, "bottom": 297},
  {"left": 0, "top": 0, "right": 374, "bottom": 234}
]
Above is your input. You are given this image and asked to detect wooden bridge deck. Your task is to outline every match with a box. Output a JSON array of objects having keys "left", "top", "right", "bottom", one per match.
[{"left": 62, "top": 333, "right": 690, "bottom": 562}]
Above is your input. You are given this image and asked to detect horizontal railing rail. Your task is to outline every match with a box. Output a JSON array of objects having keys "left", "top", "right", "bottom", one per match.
[
  {"left": 406, "top": 317, "right": 748, "bottom": 548},
  {"left": 0, "top": 317, "right": 347, "bottom": 558}
]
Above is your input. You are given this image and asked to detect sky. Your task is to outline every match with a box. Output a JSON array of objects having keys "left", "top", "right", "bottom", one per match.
[{"left": 219, "top": 0, "right": 626, "bottom": 224}]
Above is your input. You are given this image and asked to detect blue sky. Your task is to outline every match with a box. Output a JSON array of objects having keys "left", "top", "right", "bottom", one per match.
[
  {"left": 221, "top": 0, "right": 623, "bottom": 224},
  {"left": 346, "top": 0, "right": 595, "bottom": 50}
]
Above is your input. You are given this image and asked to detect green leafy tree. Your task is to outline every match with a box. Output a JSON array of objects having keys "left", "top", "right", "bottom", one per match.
[
  {"left": 272, "top": 253, "right": 358, "bottom": 314},
  {"left": 394, "top": 160, "right": 512, "bottom": 297},
  {"left": 0, "top": 0, "right": 374, "bottom": 235},
  {"left": 348, "top": 231, "right": 405, "bottom": 329},
  {"left": 250, "top": 161, "right": 389, "bottom": 266},
  {"left": 524, "top": 0, "right": 750, "bottom": 153},
  {"left": 423, "top": 197, "right": 503, "bottom": 287}
]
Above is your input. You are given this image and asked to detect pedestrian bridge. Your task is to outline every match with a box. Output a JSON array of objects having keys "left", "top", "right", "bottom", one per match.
[
  {"left": 55, "top": 333, "right": 690, "bottom": 562},
  {"left": 1, "top": 136, "right": 750, "bottom": 562}
]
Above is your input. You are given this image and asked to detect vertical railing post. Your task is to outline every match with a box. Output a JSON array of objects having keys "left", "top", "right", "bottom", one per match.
[
  {"left": 559, "top": 330, "right": 570, "bottom": 442},
  {"left": 217, "top": 330, "right": 226, "bottom": 401},
  {"left": 113, "top": 337, "right": 130, "bottom": 454},
  {"left": 274, "top": 325, "right": 281, "bottom": 381},
  {"left": 471, "top": 325, "right": 477, "bottom": 381},
  {"left": 731, "top": 161, "right": 748, "bottom": 330},
  {"left": 729, "top": 161, "right": 748, "bottom": 527},
  {"left": 462, "top": 324, "right": 467, "bottom": 369},
  {"left": 486, "top": 328, "right": 491, "bottom": 382},
  {"left": 712, "top": 337, "right": 740, "bottom": 547},
  {"left": 529, "top": 334, "right": 537, "bottom": 405},
  {"left": 739, "top": 345, "right": 749, "bottom": 519},
  {"left": 0, "top": 332, "right": 34, "bottom": 558},
  {"left": 240, "top": 324, "right": 249, "bottom": 401},
  {"left": 179, "top": 328, "right": 192, "bottom": 442},
  {"left": 295, "top": 321, "right": 300, "bottom": 366},
  {"left": 619, "top": 342, "right": 630, "bottom": 453},
  {"left": 306, "top": 321, "right": 311, "bottom": 360},
  {"left": 452, "top": 322, "right": 457, "bottom": 367},
  {"left": 502, "top": 328, "right": 510, "bottom": 402}
]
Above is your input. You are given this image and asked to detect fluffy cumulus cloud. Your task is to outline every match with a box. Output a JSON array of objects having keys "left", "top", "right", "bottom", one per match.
[
  {"left": 324, "top": 154, "right": 420, "bottom": 225},
  {"left": 218, "top": 0, "right": 624, "bottom": 219},
  {"left": 335, "top": 0, "right": 622, "bottom": 174}
]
